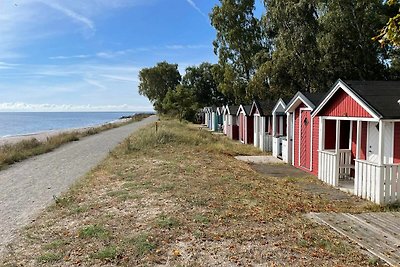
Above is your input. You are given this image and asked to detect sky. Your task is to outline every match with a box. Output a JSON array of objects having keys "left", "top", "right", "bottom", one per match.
[{"left": 0, "top": 0, "right": 225, "bottom": 112}]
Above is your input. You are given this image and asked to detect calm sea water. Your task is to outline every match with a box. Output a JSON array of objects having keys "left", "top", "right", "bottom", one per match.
[{"left": 0, "top": 112, "right": 137, "bottom": 137}]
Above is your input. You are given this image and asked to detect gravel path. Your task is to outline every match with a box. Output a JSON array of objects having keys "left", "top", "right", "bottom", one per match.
[{"left": 0, "top": 115, "right": 158, "bottom": 254}]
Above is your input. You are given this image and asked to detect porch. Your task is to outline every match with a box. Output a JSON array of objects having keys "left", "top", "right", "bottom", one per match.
[{"left": 318, "top": 119, "right": 400, "bottom": 205}]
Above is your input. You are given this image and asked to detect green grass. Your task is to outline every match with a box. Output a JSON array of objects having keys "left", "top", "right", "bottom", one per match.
[
  {"left": 43, "top": 239, "right": 68, "bottom": 250},
  {"left": 156, "top": 214, "right": 179, "bottom": 229},
  {"left": 127, "top": 233, "right": 157, "bottom": 256},
  {"left": 37, "top": 252, "right": 62, "bottom": 263},
  {"left": 78, "top": 225, "right": 110, "bottom": 239},
  {"left": 91, "top": 245, "right": 119, "bottom": 260}
]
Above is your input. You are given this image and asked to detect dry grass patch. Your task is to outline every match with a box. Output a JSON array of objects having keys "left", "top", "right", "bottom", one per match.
[{"left": 1, "top": 120, "right": 389, "bottom": 266}]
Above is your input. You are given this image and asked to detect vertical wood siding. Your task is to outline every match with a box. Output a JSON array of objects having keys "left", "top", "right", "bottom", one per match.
[
  {"left": 312, "top": 116, "right": 319, "bottom": 176},
  {"left": 300, "top": 110, "right": 311, "bottom": 169},
  {"left": 394, "top": 122, "right": 400, "bottom": 163},
  {"left": 319, "top": 88, "right": 373, "bottom": 118},
  {"left": 247, "top": 116, "right": 254, "bottom": 144},
  {"left": 324, "top": 120, "right": 336, "bottom": 149}
]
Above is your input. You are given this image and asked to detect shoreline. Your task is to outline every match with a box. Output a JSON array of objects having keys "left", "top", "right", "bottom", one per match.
[{"left": 0, "top": 118, "right": 132, "bottom": 146}]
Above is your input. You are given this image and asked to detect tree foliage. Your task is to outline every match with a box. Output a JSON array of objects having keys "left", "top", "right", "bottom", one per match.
[
  {"left": 138, "top": 61, "right": 181, "bottom": 112},
  {"left": 264, "top": 0, "right": 322, "bottom": 93},
  {"left": 318, "top": 0, "right": 388, "bottom": 82},
  {"left": 182, "top": 63, "right": 225, "bottom": 107},
  {"left": 374, "top": 0, "right": 400, "bottom": 47},
  {"left": 162, "top": 85, "right": 196, "bottom": 122},
  {"left": 210, "top": 0, "right": 268, "bottom": 101}
]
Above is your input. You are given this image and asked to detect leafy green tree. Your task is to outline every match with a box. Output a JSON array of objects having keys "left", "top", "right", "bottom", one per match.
[
  {"left": 318, "top": 0, "right": 388, "bottom": 82},
  {"left": 374, "top": 0, "right": 400, "bottom": 47},
  {"left": 210, "top": 0, "right": 268, "bottom": 101},
  {"left": 263, "top": 0, "right": 323, "bottom": 93},
  {"left": 162, "top": 85, "right": 196, "bottom": 122},
  {"left": 182, "top": 62, "right": 225, "bottom": 107},
  {"left": 138, "top": 61, "right": 181, "bottom": 112}
]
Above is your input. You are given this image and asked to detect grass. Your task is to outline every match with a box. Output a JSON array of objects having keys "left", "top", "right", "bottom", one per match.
[
  {"left": 0, "top": 113, "right": 151, "bottom": 170},
  {"left": 0, "top": 119, "right": 392, "bottom": 266},
  {"left": 91, "top": 245, "right": 119, "bottom": 260},
  {"left": 78, "top": 224, "right": 110, "bottom": 239},
  {"left": 37, "top": 252, "right": 62, "bottom": 263}
]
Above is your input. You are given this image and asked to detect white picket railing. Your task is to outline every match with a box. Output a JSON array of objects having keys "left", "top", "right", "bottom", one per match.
[
  {"left": 355, "top": 160, "right": 400, "bottom": 204},
  {"left": 263, "top": 134, "right": 273, "bottom": 152},
  {"left": 282, "top": 138, "right": 288, "bottom": 163},
  {"left": 382, "top": 164, "right": 400, "bottom": 204},
  {"left": 318, "top": 149, "right": 352, "bottom": 187},
  {"left": 318, "top": 150, "right": 338, "bottom": 186}
]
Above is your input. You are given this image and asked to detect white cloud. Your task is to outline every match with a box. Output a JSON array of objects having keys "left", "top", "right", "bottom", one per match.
[
  {"left": 49, "top": 54, "right": 91, "bottom": 60},
  {"left": 185, "top": 0, "right": 208, "bottom": 19},
  {"left": 41, "top": 2, "right": 95, "bottom": 31},
  {"left": 0, "top": 102, "right": 154, "bottom": 112}
]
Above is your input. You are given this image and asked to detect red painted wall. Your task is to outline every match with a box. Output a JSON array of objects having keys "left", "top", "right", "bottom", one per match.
[
  {"left": 247, "top": 116, "right": 254, "bottom": 144},
  {"left": 394, "top": 122, "right": 400, "bottom": 163},
  {"left": 324, "top": 120, "right": 336, "bottom": 149},
  {"left": 319, "top": 89, "right": 372, "bottom": 118},
  {"left": 300, "top": 110, "right": 311, "bottom": 169},
  {"left": 312, "top": 117, "right": 319, "bottom": 176},
  {"left": 293, "top": 107, "right": 300, "bottom": 167},
  {"left": 293, "top": 103, "right": 317, "bottom": 174}
]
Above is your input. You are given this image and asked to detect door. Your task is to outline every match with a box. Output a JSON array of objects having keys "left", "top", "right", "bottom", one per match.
[
  {"left": 368, "top": 122, "right": 379, "bottom": 163},
  {"left": 300, "top": 110, "right": 311, "bottom": 169}
]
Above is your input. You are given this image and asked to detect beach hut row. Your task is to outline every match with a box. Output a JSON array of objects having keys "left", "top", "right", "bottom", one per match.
[{"left": 201, "top": 79, "right": 400, "bottom": 205}]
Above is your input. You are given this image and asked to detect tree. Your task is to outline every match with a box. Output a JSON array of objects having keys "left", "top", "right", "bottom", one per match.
[
  {"left": 318, "top": 0, "right": 388, "bottom": 82},
  {"left": 264, "top": 0, "right": 323, "bottom": 93},
  {"left": 210, "top": 0, "right": 268, "bottom": 101},
  {"left": 138, "top": 61, "right": 181, "bottom": 112},
  {"left": 162, "top": 85, "right": 196, "bottom": 122},
  {"left": 374, "top": 0, "right": 400, "bottom": 47},
  {"left": 182, "top": 62, "right": 226, "bottom": 107}
]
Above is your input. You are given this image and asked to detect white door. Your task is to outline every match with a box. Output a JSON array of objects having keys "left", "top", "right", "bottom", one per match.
[{"left": 368, "top": 122, "right": 379, "bottom": 163}]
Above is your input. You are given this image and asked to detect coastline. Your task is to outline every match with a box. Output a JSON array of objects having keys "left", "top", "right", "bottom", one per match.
[{"left": 0, "top": 118, "right": 131, "bottom": 146}]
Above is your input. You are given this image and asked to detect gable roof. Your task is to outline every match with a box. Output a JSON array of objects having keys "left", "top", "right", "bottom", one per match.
[
  {"left": 272, "top": 98, "right": 288, "bottom": 115},
  {"left": 251, "top": 99, "right": 276, "bottom": 116},
  {"left": 344, "top": 80, "right": 400, "bottom": 119},
  {"left": 285, "top": 91, "right": 326, "bottom": 112},
  {"left": 225, "top": 105, "right": 239, "bottom": 115},
  {"left": 237, "top": 104, "right": 252, "bottom": 116},
  {"left": 312, "top": 79, "right": 400, "bottom": 119}
]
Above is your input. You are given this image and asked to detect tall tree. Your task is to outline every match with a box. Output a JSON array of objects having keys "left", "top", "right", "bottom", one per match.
[
  {"left": 210, "top": 0, "right": 268, "bottom": 102},
  {"left": 264, "top": 0, "right": 323, "bottom": 94},
  {"left": 182, "top": 62, "right": 226, "bottom": 107},
  {"left": 162, "top": 85, "right": 196, "bottom": 122},
  {"left": 317, "top": 0, "right": 388, "bottom": 82},
  {"left": 138, "top": 61, "right": 181, "bottom": 112},
  {"left": 374, "top": 0, "right": 400, "bottom": 47}
]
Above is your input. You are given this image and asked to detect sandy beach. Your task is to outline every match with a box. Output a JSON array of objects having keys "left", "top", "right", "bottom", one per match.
[{"left": 0, "top": 118, "right": 131, "bottom": 146}]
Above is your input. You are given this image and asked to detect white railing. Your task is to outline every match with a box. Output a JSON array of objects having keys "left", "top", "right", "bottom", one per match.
[
  {"left": 282, "top": 139, "right": 288, "bottom": 163},
  {"left": 318, "top": 150, "right": 338, "bottom": 186},
  {"left": 355, "top": 160, "right": 400, "bottom": 204},
  {"left": 318, "top": 149, "right": 352, "bottom": 187},
  {"left": 263, "top": 134, "right": 273, "bottom": 152},
  {"left": 382, "top": 164, "right": 400, "bottom": 204}
]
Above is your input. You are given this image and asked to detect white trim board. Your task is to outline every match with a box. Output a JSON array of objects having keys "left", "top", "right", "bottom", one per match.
[{"left": 312, "top": 79, "right": 380, "bottom": 120}]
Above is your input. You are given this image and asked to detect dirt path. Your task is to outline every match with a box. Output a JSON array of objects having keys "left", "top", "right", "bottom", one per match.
[{"left": 0, "top": 115, "right": 158, "bottom": 255}]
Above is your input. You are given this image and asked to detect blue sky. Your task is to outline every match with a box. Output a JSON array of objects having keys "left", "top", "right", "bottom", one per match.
[{"left": 0, "top": 0, "right": 263, "bottom": 112}]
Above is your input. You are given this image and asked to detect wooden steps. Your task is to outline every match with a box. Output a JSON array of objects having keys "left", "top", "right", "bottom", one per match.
[{"left": 307, "top": 212, "right": 400, "bottom": 266}]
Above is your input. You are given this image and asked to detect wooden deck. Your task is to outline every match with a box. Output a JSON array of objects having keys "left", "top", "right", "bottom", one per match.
[{"left": 307, "top": 212, "right": 400, "bottom": 266}]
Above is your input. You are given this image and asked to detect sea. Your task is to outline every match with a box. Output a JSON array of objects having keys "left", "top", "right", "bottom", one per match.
[{"left": 0, "top": 112, "right": 137, "bottom": 137}]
